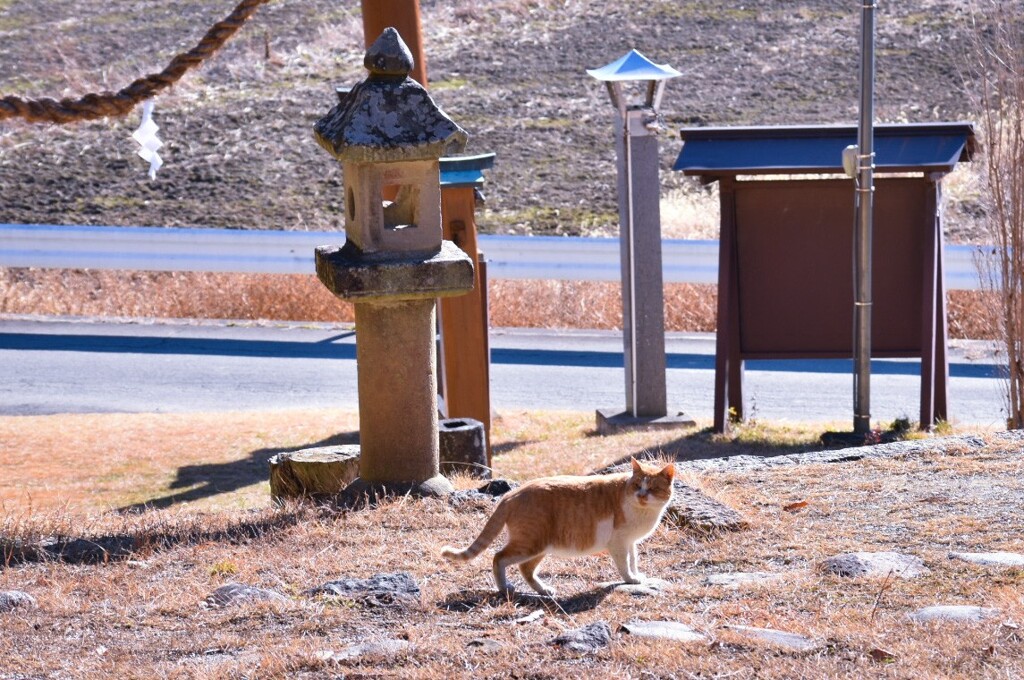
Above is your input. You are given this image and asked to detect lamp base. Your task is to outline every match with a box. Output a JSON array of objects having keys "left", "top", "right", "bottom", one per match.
[{"left": 595, "top": 407, "right": 696, "bottom": 436}]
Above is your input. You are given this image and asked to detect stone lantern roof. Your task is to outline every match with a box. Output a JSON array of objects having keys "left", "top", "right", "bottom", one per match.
[{"left": 314, "top": 28, "right": 468, "bottom": 164}]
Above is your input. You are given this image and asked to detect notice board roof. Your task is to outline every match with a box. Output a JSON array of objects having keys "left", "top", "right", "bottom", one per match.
[
  {"left": 674, "top": 122, "right": 976, "bottom": 178},
  {"left": 440, "top": 153, "right": 495, "bottom": 188}
]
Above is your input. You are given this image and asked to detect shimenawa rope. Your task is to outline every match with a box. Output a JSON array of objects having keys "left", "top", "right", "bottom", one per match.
[{"left": 0, "top": 0, "right": 270, "bottom": 124}]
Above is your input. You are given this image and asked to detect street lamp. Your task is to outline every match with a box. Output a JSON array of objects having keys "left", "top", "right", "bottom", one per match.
[{"left": 588, "top": 50, "right": 693, "bottom": 433}]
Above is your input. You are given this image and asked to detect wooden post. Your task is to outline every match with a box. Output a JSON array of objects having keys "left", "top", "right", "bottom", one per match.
[
  {"left": 919, "top": 176, "right": 951, "bottom": 427},
  {"left": 714, "top": 177, "right": 743, "bottom": 434},
  {"left": 440, "top": 186, "right": 492, "bottom": 464}
]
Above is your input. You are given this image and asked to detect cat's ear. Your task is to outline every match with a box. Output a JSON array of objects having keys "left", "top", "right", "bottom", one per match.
[
  {"left": 660, "top": 463, "right": 676, "bottom": 480},
  {"left": 630, "top": 458, "right": 642, "bottom": 474}
]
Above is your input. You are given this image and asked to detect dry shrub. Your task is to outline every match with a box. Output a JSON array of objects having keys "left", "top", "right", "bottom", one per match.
[
  {"left": 487, "top": 279, "right": 622, "bottom": 329},
  {"left": 660, "top": 185, "right": 720, "bottom": 240},
  {"left": 0, "top": 268, "right": 354, "bottom": 323},
  {"left": 948, "top": 289, "right": 1001, "bottom": 340},
  {"left": 968, "top": 1, "right": 1024, "bottom": 424}
]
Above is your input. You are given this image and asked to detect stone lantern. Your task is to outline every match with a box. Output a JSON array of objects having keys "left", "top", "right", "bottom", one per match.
[{"left": 313, "top": 27, "right": 475, "bottom": 499}]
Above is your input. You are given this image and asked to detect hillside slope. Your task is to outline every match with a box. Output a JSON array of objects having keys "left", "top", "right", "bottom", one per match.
[{"left": 0, "top": 0, "right": 989, "bottom": 240}]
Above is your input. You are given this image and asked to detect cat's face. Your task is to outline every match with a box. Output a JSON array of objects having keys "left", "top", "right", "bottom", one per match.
[{"left": 628, "top": 459, "right": 675, "bottom": 508}]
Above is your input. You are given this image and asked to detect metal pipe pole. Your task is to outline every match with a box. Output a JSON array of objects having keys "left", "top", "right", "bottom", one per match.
[
  {"left": 623, "top": 111, "right": 639, "bottom": 416},
  {"left": 853, "top": 0, "right": 876, "bottom": 435}
]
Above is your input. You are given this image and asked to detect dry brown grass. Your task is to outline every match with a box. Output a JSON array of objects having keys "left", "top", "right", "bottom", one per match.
[
  {"left": 1, "top": 409, "right": 1022, "bottom": 678},
  {"left": 0, "top": 267, "right": 999, "bottom": 338}
]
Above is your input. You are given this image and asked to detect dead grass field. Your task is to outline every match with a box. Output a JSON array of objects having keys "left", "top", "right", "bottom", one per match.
[
  {"left": 0, "top": 268, "right": 1001, "bottom": 339},
  {"left": 2, "top": 409, "right": 1022, "bottom": 678}
]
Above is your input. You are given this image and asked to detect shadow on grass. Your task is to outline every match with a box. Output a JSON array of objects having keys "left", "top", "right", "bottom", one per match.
[
  {"left": 116, "top": 430, "right": 360, "bottom": 514},
  {"left": 438, "top": 584, "right": 613, "bottom": 615},
  {"left": 1, "top": 508, "right": 308, "bottom": 569},
  {"left": 491, "top": 439, "right": 536, "bottom": 458},
  {"left": 598, "top": 424, "right": 831, "bottom": 472}
]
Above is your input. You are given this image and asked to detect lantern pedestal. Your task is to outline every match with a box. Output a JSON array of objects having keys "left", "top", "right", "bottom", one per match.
[{"left": 316, "top": 241, "right": 473, "bottom": 499}]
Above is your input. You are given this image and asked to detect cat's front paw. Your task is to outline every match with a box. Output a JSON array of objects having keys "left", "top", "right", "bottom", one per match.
[{"left": 623, "top": 574, "right": 646, "bottom": 585}]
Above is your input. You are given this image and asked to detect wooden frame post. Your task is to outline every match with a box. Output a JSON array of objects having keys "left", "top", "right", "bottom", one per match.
[{"left": 440, "top": 186, "right": 492, "bottom": 464}]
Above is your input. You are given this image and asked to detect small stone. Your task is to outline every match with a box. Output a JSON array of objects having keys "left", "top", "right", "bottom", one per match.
[
  {"left": 703, "top": 572, "right": 784, "bottom": 588},
  {"left": 949, "top": 551, "right": 1024, "bottom": 568},
  {"left": 478, "top": 479, "right": 516, "bottom": 497},
  {"left": 620, "top": 620, "right": 706, "bottom": 643},
  {"left": 203, "top": 583, "right": 287, "bottom": 608},
  {"left": 820, "top": 551, "right": 927, "bottom": 579},
  {"left": 467, "top": 637, "right": 504, "bottom": 653},
  {"left": 308, "top": 572, "right": 420, "bottom": 608},
  {"left": 724, "top": 625, "right": 822, "bottom": 653},
  {"left": 550, "top": 621, "right": 612, "bottom": 654},
  {"left": 909, "top": 605, "right": 1001, "bottom": 623},
  {"left": 448, "top": 479, "right": 518, "bottom": 508},
  {"left": 322, "top": 639, "right": 411, "bottom": 662},
  {"left": 515, "top": 609, "right": 545, "bottom": 624},
  {"left": 0, "top": 590, "right": 36, "bottom": 613}
]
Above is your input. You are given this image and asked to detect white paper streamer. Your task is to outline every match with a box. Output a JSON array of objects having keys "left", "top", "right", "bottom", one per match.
[{"left": 132, "top": 101, "right": 164, "bottom": 180}]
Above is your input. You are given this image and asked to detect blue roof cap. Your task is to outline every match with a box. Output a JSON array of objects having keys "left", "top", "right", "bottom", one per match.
[
  {"left": 587, "top": 49, "right": 681, "bottom": 82},
  {"left": 440, "top": 152, "right": 495, "bottom": 188},
  {"left": 674, "top": 122, "right": 976, "bottom": 177}
]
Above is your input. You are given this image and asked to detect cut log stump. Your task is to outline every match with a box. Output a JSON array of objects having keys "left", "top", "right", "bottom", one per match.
[{"left": 269, "top": 445, "right": 360, "bottom": 501}]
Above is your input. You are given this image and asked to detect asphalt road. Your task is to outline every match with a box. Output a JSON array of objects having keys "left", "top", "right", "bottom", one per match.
[{"left": 0, "top": 316, "right": 1008, "bottom": 428}]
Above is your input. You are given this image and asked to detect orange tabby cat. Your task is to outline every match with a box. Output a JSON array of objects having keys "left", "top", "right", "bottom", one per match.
[{"left": 442, "top": 458, "right": 676, "bottom": 596}]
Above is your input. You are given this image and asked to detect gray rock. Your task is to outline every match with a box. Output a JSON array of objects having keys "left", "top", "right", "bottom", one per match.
[
  {"left": 318, "top": 639, "right": 411, "bottom": 663},
  {"left": 335, "top": 639, "right": 410, "bottom": 661},
  {"left": 820, "top": 551, "right": 928, "bottom": 579},
  {"left": 0, "top": 590, "right": 36, "bottom": 613},
  {"left": 602, "top": 577, "right": 671, "bottom": 597},
  {"left": 681, "top": 431, "right": 1024, "bottom": 474},
  {"left": 909, "top": 605, "right": 1001, "bottom": 623},
  {"left": 514, "top": 609, "right": 545, "bottom": 624},
  {"left": 665, "top": 482, "right": 748, "bottom": 533},
  {"left": 949, "top": 551, "right": 1024, "bottom": 568},
  {"left": 308, "top": 572, "right": 420, "bottom": 607},
  {"left": 703, "top": 572, "right": 785, "bottom": 588},
  {"left": 620, "top": 620, "right": 706, "bottom": 643},
  {"left": 467, "top": 637, "right": 504, "bottom": 653},
  {"left": 724, "top": 625, "right": 822, "bottom": 653},
  {"left": 203, "top": 583, "right": 287, "bottom": 608},
  {"left": 550, "top": 621, "right": 612, "bottom": 654}
]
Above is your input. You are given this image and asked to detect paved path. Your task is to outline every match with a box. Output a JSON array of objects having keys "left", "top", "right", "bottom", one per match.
[{"left": 0, "top": 316, "right": 1007, "bottom": 427}]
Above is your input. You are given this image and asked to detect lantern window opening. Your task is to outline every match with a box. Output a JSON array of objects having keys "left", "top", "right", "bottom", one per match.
[{"left": 382, "top": 183, "right": 420, "bottom": 231}]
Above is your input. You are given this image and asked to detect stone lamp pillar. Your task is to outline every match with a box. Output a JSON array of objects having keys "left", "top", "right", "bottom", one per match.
[
  {"left": 313, "top": 27, "right": 474, "bottom": 499},
  {"left": 587, "top": 50, "right": 694, "bottom": 434}
]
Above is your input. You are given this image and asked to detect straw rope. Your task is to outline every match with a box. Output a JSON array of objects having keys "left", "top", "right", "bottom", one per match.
[{"left": 0, "top": 0, "right": 271, "bottom": 124}]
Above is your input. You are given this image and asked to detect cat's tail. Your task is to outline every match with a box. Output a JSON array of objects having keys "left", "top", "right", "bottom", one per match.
[{"left": 441, "top": 498, "right": 511, "bottom": 562}]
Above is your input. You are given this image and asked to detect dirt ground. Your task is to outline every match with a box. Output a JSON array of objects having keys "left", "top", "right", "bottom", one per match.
[
  {"left": 1, "top": 410, "right": 1022, "bottom": 678},
  {"left": 0, "top": 0, "right": 993, "bottom": 241}
]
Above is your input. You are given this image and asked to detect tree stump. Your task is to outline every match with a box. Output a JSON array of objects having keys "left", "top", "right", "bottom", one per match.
[{"left": 269, "top": 445, "right": 360, "bottom": 501}]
